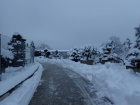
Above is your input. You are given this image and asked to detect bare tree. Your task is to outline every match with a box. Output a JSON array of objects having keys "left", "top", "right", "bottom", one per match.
[
  {"left": 109, "top": 36, "right": 124, "bottom": 57},
  {"left": 36, "top": 43, "right": 52, "bottom": 50}
]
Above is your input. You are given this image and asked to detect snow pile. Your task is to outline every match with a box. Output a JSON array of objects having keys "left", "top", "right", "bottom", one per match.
[
  {"left": 36, "top": 57, "right": 140, "bottom": 105},
  {"left": 2, "top": 66, "right": 23, "bottom": 80},
  {"left": 0, "top": 63, "right": 40, "bottom": 96},
  {"left": 0, "top": 63, "right": 43, "bottom": 105}
]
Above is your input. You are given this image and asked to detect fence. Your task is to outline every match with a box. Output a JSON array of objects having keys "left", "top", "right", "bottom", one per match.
[{"left": 0, "top": 34, "right": 35, "bottom": 81}]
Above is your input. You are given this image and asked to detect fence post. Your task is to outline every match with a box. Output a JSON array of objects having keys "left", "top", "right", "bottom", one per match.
[{"left": 0, "top": 34, "right": 1, "bottom": 81}]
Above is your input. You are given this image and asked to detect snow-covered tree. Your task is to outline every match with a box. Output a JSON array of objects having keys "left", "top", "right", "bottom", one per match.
[
  {"left": 43, "top": 49, "right": 50, "bottom": 58},
  {"left": 123, "top": 38, "right": 132, "bottom": 57},
  {"left": 36, "top": 43, "right": 51, "bottom": 50},
  {"left": 53, "top": 50, "right": 60, "bottom": 59},
  {"left": 100, "top": 38, "right": 124, "bottom": 64},
  {"left": 83, "top": 45, "right": 92, "bottom": 60},
  {"left": 78, "top": 47, "right": 84, "bottom": 59},
  {"left": 127, "top": 48, "right": 140, "bottom": 66},
  {"left": 102, "top": 40, "right": 113, "bottom": 55},
  {"left": 8, "top": 34, "right": 26, "bottom": 66},
  {"left": 124, "top": 38, "right": 131, "bottom": 49},
  {"left": 82, "top": 45, "right": 99, "bottom": 61},
  {"left": 109, "top": 36, "right": 124, "bottom": 57},
  {"left": 123, "top": 38, "right": 131, "bottom": 52},
  {"left": 90, "top": 47, "right": 98, "bottom": 59},
  {"left": 69, "top": 45, "right": 100, "bottom": 62},
  {"left": 69, "top": 47, "right": 81, "bottom": 62},
  {"left": 127, "top": 25, "right": 140, "bottom": 67},
  {"left": 134, "top": 26, "right": 140, "bottom": 49}
]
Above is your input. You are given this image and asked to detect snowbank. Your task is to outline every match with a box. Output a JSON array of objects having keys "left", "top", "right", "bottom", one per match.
[
  {"left": 0, "top": 63, "right": 43, "bottom": 105},
  {"left": 36, "top": 57, "right": 140, "bottom": 105},
  {"left": 2, "top": 66, "right": 23, "bottom": 80},
  {"left": 0, "top": 63, "right": 40, "bottom": 96}
]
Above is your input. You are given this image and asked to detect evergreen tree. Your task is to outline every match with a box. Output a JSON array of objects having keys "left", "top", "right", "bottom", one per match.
[
  {"left": 134, "top": 26, "right": 140, "bottom": 49},
  {"left": 53, "top": 50, "right": 60, "bottom": 59},
  {"left": 123, "top": 38, "right": 132, "bottom": 58},
  {"left": 127, "top": 25, "right": 140, "bottom": 67},
  {"left": 101, "top": 39, "right": 124, "bottom": 64},
  {"left": 69, "top": 47, "right": 80, "bottom": 62},
  {"left": 78, "top": 47, "right": 84, "bottom": 60},
  {"left": 109, "top": 36, "right": 124, "bottom": 57},
  {"left": 69, "top": 45, "right": 100, "bottom": 62},
  {"left": 102, "top": 41, "right": 113, "bottom": 55},
  {"left": 83, "top": 45, "right": 92, "bottom": 60},
  {"left": 8, "top": 33, "right": 26, "bottom": 66},
  {"left": 124, "top": 38, "right": 131, "bottom": 52},
  {"left": 90, "top": 47, "right": 98, "bottom": 59}
]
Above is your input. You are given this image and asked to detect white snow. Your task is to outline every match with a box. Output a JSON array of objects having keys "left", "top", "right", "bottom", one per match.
[
  {"left": 36, "top": 57, "right": 140, "bottom": 105},
  {"left": 0, "top": 63, "right": 43, "bottom": 105},
  {"left": 2, "top": 66, "right": 23, "bottom": 80},
  {"left": 0, "top": 62, "right": 41, "bottom": 96},
  {"left": 1, "top": 48, "right": 14, "bottom": 59},
  {"left": 128, "top": 48, "right": 140, "bottom": 54}
]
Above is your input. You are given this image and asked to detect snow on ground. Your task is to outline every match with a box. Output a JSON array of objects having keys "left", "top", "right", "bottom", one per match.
[
  {"left": 36, "top": 57, "right": 140, "bottom": 105},
  {"left": 0, "top": 63, "right": 40, "bottom": 96},
  {"left": 0, "top": 62, "right": 43, "bottom": 105},
  {"left": 1, "top": 48, "right": 14, "bottom": 59},
  {"left": 1, "top": 66, "right": 23, "bottom": 80}
]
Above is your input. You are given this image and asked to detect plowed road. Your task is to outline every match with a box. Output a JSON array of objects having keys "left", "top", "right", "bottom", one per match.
[{"left": 29, "top": 62, "right": 111, "bottom": 105}]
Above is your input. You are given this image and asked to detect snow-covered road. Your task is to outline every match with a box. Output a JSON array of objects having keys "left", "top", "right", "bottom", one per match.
[
  {"left": 2, "top": 57, "right": 139, "bottom": 105},
  {"left": 34, "top": 57, "right": 140, "bottom": 105},
  {"left": 29, "top": 62, "right": 111, "bottom": 105}
]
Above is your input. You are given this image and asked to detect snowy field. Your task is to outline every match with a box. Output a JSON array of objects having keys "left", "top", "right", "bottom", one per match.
[
  {"left": 36, "top": 57, "right": 140, "bottom": 105},
  {"left": 0, "top": 62, "right": 43, "bottom": 105}
]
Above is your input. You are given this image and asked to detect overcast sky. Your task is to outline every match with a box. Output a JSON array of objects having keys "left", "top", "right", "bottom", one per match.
[{"left": 0, "top": 0, "right": 140, "bottom": 50}]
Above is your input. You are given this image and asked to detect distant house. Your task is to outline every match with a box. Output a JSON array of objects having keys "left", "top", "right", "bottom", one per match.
[
  {"left": 35, "top": 49, "right": 69, "bottom": 59},
  {"left": 49, "top": 50, "right": 69, "bottom": 59}
]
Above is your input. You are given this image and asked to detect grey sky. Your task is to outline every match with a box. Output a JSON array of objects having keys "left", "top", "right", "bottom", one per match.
[{"left": 0, "top": 0, "right": 140, "bottom": 50}]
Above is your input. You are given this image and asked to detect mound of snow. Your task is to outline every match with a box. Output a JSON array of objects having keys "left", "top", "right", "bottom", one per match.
[{"left": 36, "top": 57, "right": 140, "bottom": 105}]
